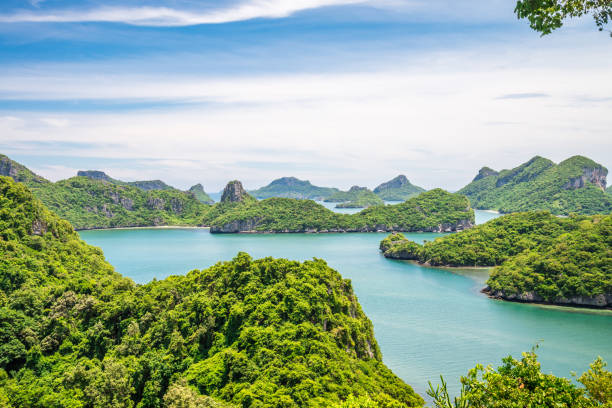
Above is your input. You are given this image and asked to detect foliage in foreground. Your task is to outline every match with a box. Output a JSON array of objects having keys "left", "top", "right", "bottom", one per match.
[
  {"left": 515, "top": 0, "right": 612, "bottom": 36},
  {"left": 428, "top": 350, "right": 612, "bottom": 408},
  {"left": 207, "top": 189, "right": 474, "bottom": 233},
  {"left": 380, "top": 211, "right": 612, "bottom": 304},
  {"left": 0, "top": 176, "right": 422, "bottom": 407}
]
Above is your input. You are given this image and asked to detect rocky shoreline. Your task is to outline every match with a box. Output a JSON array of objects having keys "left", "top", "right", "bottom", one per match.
[
  {"left": 210, "top": 218, "right": 474, "bottom": 233},
  {"left": 482, "top": 286, "right": 612, "bottom": 309}
]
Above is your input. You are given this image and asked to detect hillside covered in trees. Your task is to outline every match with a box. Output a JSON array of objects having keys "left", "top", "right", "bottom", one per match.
[
  {"left": 458, "top": 155, "right": 612, "bottom": 215},
  {"left": 0, "top": 155, "right": 212, "bottom": 230},
  {"left": 380, "top": 211, "right": 612, "bottom": 308},
  {"left": 207, "top": 182, "right": 474, "bottom": 233},
  {"left": 0, "top": 176, "right": 424, "bottom": 407}
]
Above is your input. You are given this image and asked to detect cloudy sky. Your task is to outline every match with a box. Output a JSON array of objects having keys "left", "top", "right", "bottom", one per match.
[{"left": 1, "top": 0, "right": 611, "bottom": 192}]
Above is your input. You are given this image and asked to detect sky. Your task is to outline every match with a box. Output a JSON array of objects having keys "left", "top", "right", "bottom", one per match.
[{"left": 0, "top": 0, "right": 611, "bottom": 192}]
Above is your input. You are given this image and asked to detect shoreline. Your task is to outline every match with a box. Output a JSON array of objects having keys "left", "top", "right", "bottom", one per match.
[
  {"left": 482, "top": 289, "right": 612, "bottom": 313},
  {"left": 77, "top": 225, "right": 210, "bottom": 232}
]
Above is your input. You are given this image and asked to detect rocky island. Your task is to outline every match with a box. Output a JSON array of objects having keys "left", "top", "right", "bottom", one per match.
[
  {"left": 380, "top": 211, "right": 612, "bottom": 309},
  {"left": 458, "top": 155, "right": 612, "bottom": 215},
  {"left": 207, "top": 180, "right": 474, "bottom": 233}
]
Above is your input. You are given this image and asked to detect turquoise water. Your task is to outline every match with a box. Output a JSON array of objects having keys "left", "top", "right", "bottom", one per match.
[{"left": 79, "top": 210, "right": 612, "bottom": 399}]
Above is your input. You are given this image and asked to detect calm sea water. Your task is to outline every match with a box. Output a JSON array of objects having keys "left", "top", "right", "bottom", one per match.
[{"left": 79, "top": 210, "right": 612, "bottom": 399}]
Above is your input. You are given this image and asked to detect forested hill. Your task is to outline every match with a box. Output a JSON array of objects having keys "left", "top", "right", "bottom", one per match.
[
  {"left": 250, "top": 176, "right": 339, "bottom": 199},
  {"left": 373, "top": 175, "right": 425, "bottom": 201},
  {"left": 380, "top": 211, "right": 612, "bottom": 308},
  {"left": 207, "top": 183, "right": 474, "bottom": 233},
  {"left": 0, "top": 154, "right": 211, "bottom": 230},
  {"left": 458, "top": 155, "right": 612, "bottom": 215},
  {"left": 0, "top": 175, "right": 423, "bottom": 407}
]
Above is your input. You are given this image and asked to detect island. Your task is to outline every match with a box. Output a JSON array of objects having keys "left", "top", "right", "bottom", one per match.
[
  {"left": 380, "top": 211, "right": 612, "bottom": 308},
  {"left": 324, "top": 185, "right": 384, "bottom": 208},
  {"left": 0, "top": 175, "right": 423, "bottom": 407},
  {"left": 206, "top": 180, "right": 474, "bottom": 233},
  {"left": 458, "top": 155, "right": 612, "bottom": 215},
  {"left": 250, "top": 176, "right": 339, "bottom": 200},
  {"left": 1, "top": 154, "right": 210, "bottom": 230},
  {"left": 373, "top": 175, "right": 425, "bottom": 201},
  {"left": 188, "top": 183, "right": 215, "bottom": 204}
]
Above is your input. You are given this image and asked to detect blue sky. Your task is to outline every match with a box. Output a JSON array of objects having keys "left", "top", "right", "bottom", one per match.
[{"left": 1, "top": 0, "right": 611, "bottom": 191}]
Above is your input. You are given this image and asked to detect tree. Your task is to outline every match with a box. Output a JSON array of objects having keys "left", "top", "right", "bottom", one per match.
[{"left": 515, "top": 0, "right": 612, "bottom": 36}]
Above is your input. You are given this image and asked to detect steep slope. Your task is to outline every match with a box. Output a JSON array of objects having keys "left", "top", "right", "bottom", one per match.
[
  {"left": 188, "top": 183, "right": 215, "bottom": 204},
  {"left": 0, "top": 176, "right": 423, "bottom": 407},
  {"left": 459, "top": 155, "right": 611, "bottom": 215},
  {"left": 0, "top": 154, "right": 49, "bottom": 184},
  {"left": 380, "top": 211, "right": 611, "bottom": 308},
  {"left": 373, "top": 175, "right": 425, "bottom": 201},
  {"left": 208, "top": 185, "right": 473, "bottom": 233},
  {"left": 1, "top": 155, "right": 210, "bottom": 229},
  {"left": 250, "top": 176, "right": 339, "bottom": 200},
  {"left": 324, "top": 186, "right": 384, "bottom": 208}
]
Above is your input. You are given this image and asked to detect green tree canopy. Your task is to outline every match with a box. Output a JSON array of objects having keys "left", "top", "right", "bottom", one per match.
[{"left": 516, "top": 0, "right": 612, "bottom": 36}]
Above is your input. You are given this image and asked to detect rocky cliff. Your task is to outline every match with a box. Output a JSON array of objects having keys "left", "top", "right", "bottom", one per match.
[
  {"left": 482, "top": 287, "right": 612, "bottom": 309},
  {"left": 563, "top": 166, "right": 607, "bottom": 191},
  {"left": 221, "top": 180, "right": 253, "bottom": 203},
  {"left": 1, "top": 154, "right": 48, "bottom": 184},
  {"left": 77, "top": 170, "right": 118, "bottom": 183},
  {"left": 459, "top": 155, "right": 612, "bottom": 215},
  {"left": 472, "top": 167, "right": 499, "bottom": 182}
]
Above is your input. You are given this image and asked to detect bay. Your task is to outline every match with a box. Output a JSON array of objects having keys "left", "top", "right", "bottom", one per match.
[{"left": 79, "top": 210, "right": 612, "bottom": 398}]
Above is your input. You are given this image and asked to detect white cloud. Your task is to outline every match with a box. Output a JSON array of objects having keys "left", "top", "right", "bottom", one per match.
[
  {"left": 1, "top": 35, "right": 611, "bottom": 191},
  {"left": 0, "top": 0, "right": 373, "bottom": 26}
]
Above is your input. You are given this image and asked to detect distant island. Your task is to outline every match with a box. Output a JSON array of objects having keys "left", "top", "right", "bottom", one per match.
[
  {"left": 324, "top": 185, "right": 384, "bottom": 208},
  {"left": 250, "top": 176, "right": 339, "bottom": 200},
  {"left": 458, "top": 155, "right": 612, "bottom": 215},
  {"left": 78, "top": 170, "right": 176, "bottom": 191},
  {"left": 373, "top": 175, "right": 425, "bottom": 201},
  {"left": 380, "top": 211, "right": 611, "bottom": 309},
  {"left": 0, "top": 154, "right": 212, "bottom": 230},
  {"left": 250, "top": 175, "right": 426, "bottom": 206},
  {"left": 206, "top": 180, "right": 474, "bottom": 233},
  {"left": 188, "top": 183, "right": 215, "bottom": 204}
]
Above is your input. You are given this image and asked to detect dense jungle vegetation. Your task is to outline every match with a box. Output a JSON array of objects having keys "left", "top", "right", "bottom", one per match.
[
  {"left": 207, "top": 189, "right": 474, "bottom": 233},
  {"left": 0, "top": 176, "right": 423, "bottom": 407},
  {"left": 380, "top": 211, "right": 611, "bottom": 304},
  {"left": 1, "top": 154, "right": 211, "bottom": 230}
]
